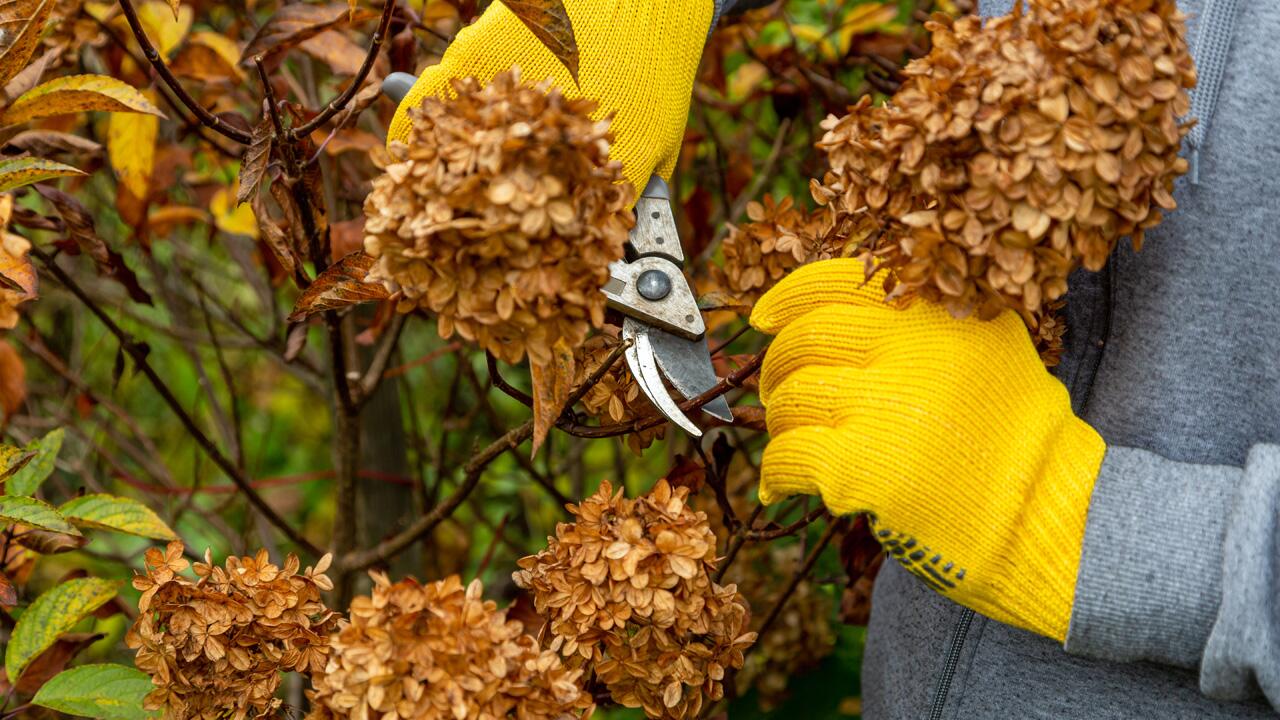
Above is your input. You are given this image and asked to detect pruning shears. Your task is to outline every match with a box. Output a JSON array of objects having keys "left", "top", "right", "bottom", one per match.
[{"left": 384, "top": 73, "right": 733, "bottom": 436}]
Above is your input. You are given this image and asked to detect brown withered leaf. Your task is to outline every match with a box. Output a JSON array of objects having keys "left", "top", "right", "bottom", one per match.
[
  {"left": 0, "top": 0, "right": 55, "bottom": 88},
  {"left": 0, "top": 570, "right": 14, "bottom": 608},
  {"left": 15, "top": 632, "right": 103, "bottom": 695},
  {"left": 252, "top": 192, "right": 304, "bottom": 283},
  {"left": 329, "top": 217, "right": 364, "bottom": 260},
  {"left": 36, "top": 185, "right": 152, "bottom": 305},
  {"left": 731, "top": 405, "right": 766, "bottom": 431},
  {"left": 665, "top": 454, "right": 707, "bottom": 492},
  {"left": 528, "top": 337, "right": 575, "bottom": 457},
  {"left": 497, "top": 0, "right": 580, "bottom": 83},
  {"left": 1, "top": 44, "right": 56, "bottom": 104},
  {"left": 239, "top": 3, "right": 376, "bottom": 65},
  {"left": 237, "top": 114, "right": 273, "bottom": 206},
  {"left": 3, "top": 130, "right": 102, "bottom": 160},
  {"left": 15, "top": 528, "right": 88, "bottom": 554},
  {"left": 299, "top": 29, "right": 366, "bottom": 76},
  {"left": 288, "top": 251, "right": 388, "bottom": 322},
  {"left": 0, "top": 339, "right": 24, "bottom": 421}
]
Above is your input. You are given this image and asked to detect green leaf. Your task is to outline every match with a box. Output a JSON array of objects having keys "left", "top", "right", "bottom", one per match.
[
  {"left": 6, "top": 427, "right": 63, "bottom": 496},
  {"left": 0, "top": 157, "right": 85, "bottom": 192},
  {"left": 5, "top": 578, "right": 119, "bottom": 681},
  {"left": 32, "top": 664, "right": 155, "bottom": 720},
  {"left": 60, "top": 494, "right": 177, "bottom": 541},
  {"left": 0, "top": 74, "right": 167, "bottom": 126},
  {"left": 0, "top": 495, "right": 79, "bottom": 535}
]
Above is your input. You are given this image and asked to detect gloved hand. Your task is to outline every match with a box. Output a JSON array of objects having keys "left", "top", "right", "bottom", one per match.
[
  {"left": 750, "top": 258, "right": 1107, "bottom": 641},
  {"left": 387, "top": 0, "right": 715, "bottom": 197}
]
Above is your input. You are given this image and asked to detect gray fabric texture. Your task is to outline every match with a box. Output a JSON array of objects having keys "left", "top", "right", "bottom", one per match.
[
  {"left": 861, "top": 0, "right": 1280, "bottom": 717},
  {"left": 1065, "top": 446, "right": 1237, "bottom": 668}
]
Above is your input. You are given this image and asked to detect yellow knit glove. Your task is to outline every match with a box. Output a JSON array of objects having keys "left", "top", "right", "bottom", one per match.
[
  {"left": 750, "top": 259, "right": 1107, "bottom": 641},
  {"left": 387, "top": 0, "right": 714, "bottom": 197}
]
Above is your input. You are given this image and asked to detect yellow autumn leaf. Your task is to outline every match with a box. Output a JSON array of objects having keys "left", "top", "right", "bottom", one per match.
[
  {"left": 177, "top": 31, "right": 245, "bottom": 80},
  {"left": 210, "top": 184, "right": 259, "bottom": 238},
  {"left": 59, "top": 494, "right": 178, "bottom": 541},
  {"left": 836, "top": 3, "right": 900, "bottom": 55},
  {"left": 791, "top": 23, "right": 839, "bottom": 62},
  {"left": 728, "top": 60, "right": 768, "bottom": 100},
  {"left": 136, "top": 0, "right": 192, "bottom": 58},
  {"left": 0, "top": 75, "right": 166, "bottom": 126},
  {"left": 107, "top": 92, "right": 158, "bottom": 201}
]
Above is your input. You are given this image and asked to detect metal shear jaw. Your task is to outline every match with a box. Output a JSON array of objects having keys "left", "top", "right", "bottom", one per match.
[{"left": 606, "top": 176, "right": 733, "bottom": 437}]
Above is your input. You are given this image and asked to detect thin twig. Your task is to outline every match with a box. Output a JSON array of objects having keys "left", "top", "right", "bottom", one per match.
[
  {"left": 745, "top": 506, "right": 829, "bottom": 541},
  {"left": 713, "top": 504, "right": 766, "bottom": 583},
  {"left": 339, "top": 340, "right": 632, "bottom": 572},
  {"left": 116, "top": 0, "right": 253, "bottom": 144},
  {"left": 30, "top": 247, "right": 320, "bottom": 556},
  {"left": 291, "top": 0, "right": 396, "bottom": 138},
  {"left": 486, "top": 352, "right": 533, "bottom": 407},
  {"left": 752, "top": 517, "right": 847, "bottom": 645},
  {"left": 357, "top": 313, "right": 407, "bottom": 401}
]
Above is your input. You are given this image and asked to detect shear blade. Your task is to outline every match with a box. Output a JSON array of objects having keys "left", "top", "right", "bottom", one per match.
[
  {"left": 624, "top": 320, "right": 702, "bottom": 436},
  {"left": 648, "top": 326, "right": 734, "bottom": 423}
]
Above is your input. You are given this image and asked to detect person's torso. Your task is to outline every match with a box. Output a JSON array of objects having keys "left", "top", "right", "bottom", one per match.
[{"left": 862, "top": 0, "right": 1280, "bottom": 717}]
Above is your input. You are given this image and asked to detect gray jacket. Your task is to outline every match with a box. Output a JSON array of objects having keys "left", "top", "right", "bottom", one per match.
[{"left": 860, "top": 0, "right": 1280, "bottom": 717}]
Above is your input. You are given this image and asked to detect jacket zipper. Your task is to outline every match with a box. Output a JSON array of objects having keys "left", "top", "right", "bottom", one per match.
[{"left": 927, "top": 608, "right": 975, "bottom": 720}]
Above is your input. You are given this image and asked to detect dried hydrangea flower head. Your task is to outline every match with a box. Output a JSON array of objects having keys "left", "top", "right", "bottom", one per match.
[
  {"left": 363, "top": 68, "right": 635, "bottom": 367},
  {"left": 126, "top": 542, "right": 337, "bottom": 720},
  {"left": 514, "top": 480, "right": 757, "bottom": 720},
  {"left": 814, "top": 0, "right": 1195, "bottom": 352},
  {"left": 306, "top": 573, "right": 591, "bottom": 720},
  {"left": 708, "top": 195, "right": 845, "bottom": 306}
]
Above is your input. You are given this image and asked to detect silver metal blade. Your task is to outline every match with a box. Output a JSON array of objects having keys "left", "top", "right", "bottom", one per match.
[
  {"left": 622, "top": 319, "right": 702, "bottom": 437},
  {"left": 648, "top": 326, "right": 734, "bottom": 423}
]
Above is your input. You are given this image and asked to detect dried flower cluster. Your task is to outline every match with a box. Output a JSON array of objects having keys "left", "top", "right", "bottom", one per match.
[
  {"left": 708, "top": 195, "right": 843, "bottom": 306},
  {"left": 574, "top": 332, "right": 665, "bottom": 453},
  {"left": 363, "top": 69, "right": 635, "bottom": 366},
  {"left": 514, "top": 480, "right": 756, "bottom": 720},
  {"left": 814, "top": 0, "right": 1195, "bottom": 352},
  {"left": 0, "top": 195, "right": 36, "bottom": 330},
  {"left": 126, "top": 542, "right": 338, "bottom": 720},
  {"left": 307, "top": 574, "right": 591, "bottom": 720}
]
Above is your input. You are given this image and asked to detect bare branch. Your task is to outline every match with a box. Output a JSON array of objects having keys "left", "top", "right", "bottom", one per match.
[
  {"left": 30, "top": 246, "right": 321, "bottom": 557},
  {"left": 115, "top": 0, "right": 254, "bottom": 144},
  {"left": 291, "top": 0, "right": 397, "bottom": 138}
]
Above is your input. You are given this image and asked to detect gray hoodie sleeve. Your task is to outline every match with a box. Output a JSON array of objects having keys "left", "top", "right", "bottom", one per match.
[{"left": 1064, "top": 444, "right": 1280, "bottom": 707}]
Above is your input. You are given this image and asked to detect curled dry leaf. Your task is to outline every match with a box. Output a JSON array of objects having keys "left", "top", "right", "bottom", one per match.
[
  {"left": 236, "top": 115, "right": 273, "bottom": 206},
  {"left": 498, "top": 0, "right": 581, "bottom": 82},
  {"left": 35, "top": 185, "right": 153, "bottom": 305},
  {"left": 287, "top": 251, "right": 390, "bottom": 322},
  {"left": 306, "top": 574, "right": 593, "bottom": 720},
  {"left": 363, "top": 69, "right": 633, "bottom": 367}
]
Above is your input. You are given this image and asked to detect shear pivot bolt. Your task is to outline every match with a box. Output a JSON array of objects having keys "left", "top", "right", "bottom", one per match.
[{"left": 637, "top": 269, "right": 672, "bottom": 301}]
